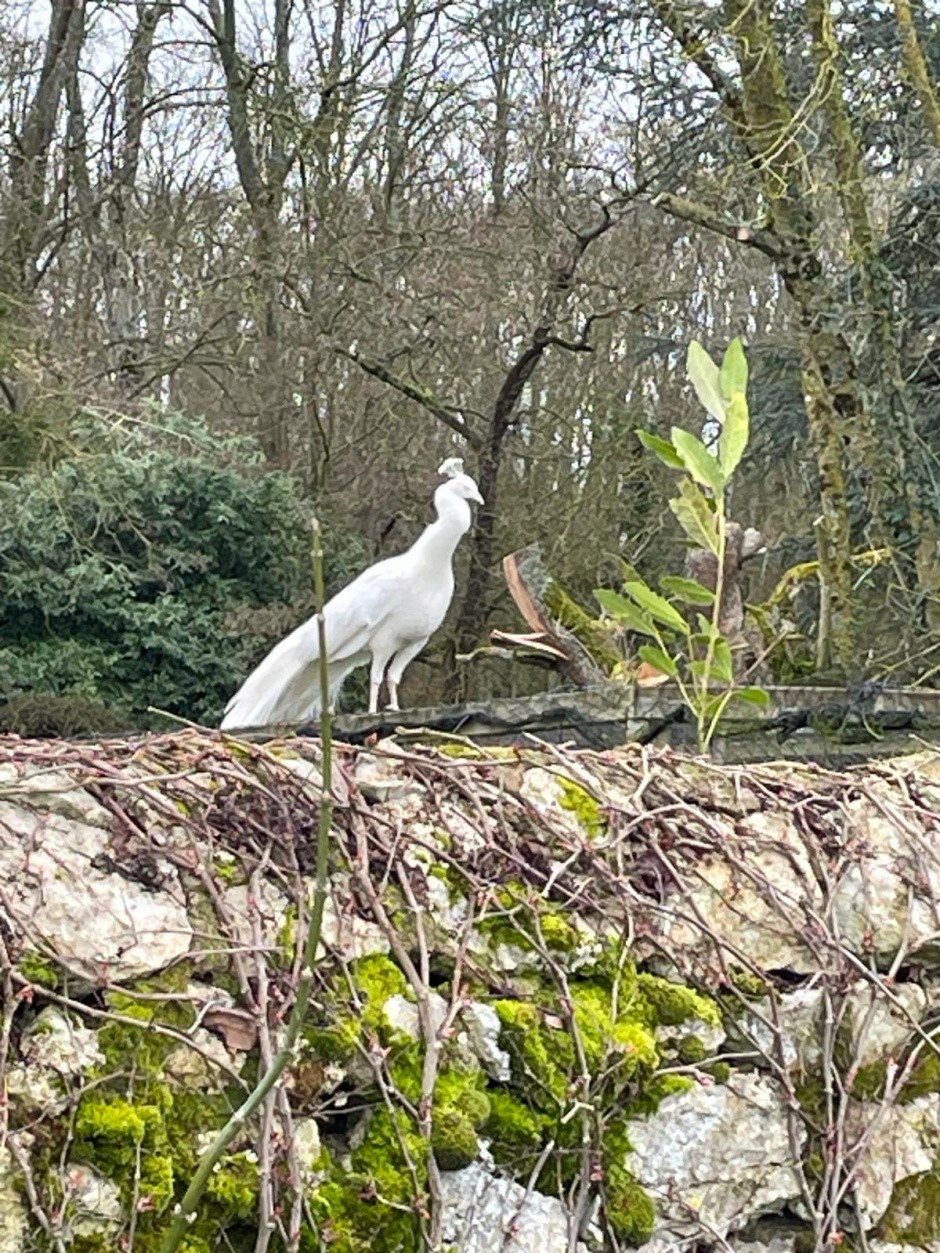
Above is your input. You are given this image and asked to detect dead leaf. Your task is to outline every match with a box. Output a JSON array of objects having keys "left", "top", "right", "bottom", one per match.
[{"left": 202, "top": 1005, "right": 258, "bottom": 1052}]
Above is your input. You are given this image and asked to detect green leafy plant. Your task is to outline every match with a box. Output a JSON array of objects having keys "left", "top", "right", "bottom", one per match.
[{"left": 596, "top": 338, "right": 769, "bottom": 750}]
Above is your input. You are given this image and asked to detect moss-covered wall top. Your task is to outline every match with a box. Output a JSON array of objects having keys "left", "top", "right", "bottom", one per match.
[{"left": 1, "top": 731, "right": 940, "bottom": 1253}]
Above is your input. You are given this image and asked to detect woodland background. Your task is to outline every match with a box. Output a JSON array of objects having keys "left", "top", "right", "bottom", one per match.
[{"left": 0, "top": 0, "right": 938, "bottom": 730}]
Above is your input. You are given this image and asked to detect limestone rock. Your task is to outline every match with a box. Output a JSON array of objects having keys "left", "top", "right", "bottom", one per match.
[
  {"left": 164, "top": 1026, "right": 238, "bottom": 1091},
  {"left": 61, "top": 1162, "right": 123, "bottom": 1238},
  {"left": 293, "top": 1118, "right": 322, "bottom": 1186},
  {"left": 649, "top": 812, "right": 823, "bottom": 980},
  {"left": 319, "top": 890, "right": 390, "bottom": 960},
  {"left": 221, "top": 880, "right": 290, "bottom": 950},
  {"left": 426, "top": 873, "right": 471, "bottom": 934},
  {"left": 383, "top": 992, "right": 514, "bottom": 1084},
  {"left": 354, "top": 747, "right": 423, "bottom": 808},
  {"left": 519, "top": 766, "right": 597, "bottom": 841},
  {"left": 0, "top": 773, "right": 192, "bottom": 983},
  {"left": 0, "top": 1147, "right": 27, "bottom": 1253},
  {"left": 383, "top": 991, "right": 448, "bottom": 1040},
  {"left": 731, "top": 976, "right": 923, "bottom": 1079},
  {"left": 440, "top": 1158, "right": 586, "bottom": 1252},
  {"left": 740, "top": 986, "right": 824, "bottom": 1072},
  {"left": 848, "top": 1093, "right": 940, "bottom": 1228},
  {"left": 843, "top": 980, "right": 927, "bottom": 1071},
  {"left": 831, "top": 796, "right": 940, "bottom": 967},
  {"left": 6, "top": 1007, "right": 104, "bottom": 1114},
  {"left": 626, "top": 1073, "right": 805, "bottom": 1240},
  {"left": 460, "top": 1002, "right": 511, "bottom": 1082}
]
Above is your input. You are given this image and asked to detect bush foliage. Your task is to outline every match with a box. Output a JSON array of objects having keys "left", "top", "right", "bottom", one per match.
[{"left": 0, "top": 413, "right": 366, "bottom": 729}]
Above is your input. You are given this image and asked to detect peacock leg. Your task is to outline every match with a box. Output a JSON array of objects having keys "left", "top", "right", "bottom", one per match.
[{"left": 386, "top": 636, "right": 429, "bottom": 713}]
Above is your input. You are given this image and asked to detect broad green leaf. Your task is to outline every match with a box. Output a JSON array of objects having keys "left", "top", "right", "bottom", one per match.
[
  {"left": 619, "top": 559, "right": 642, "bottom": 584},
  {"left": 718, "top": 391, "right": 749, "bottom": 479},
  {"left": 731, "top": 686, "right": 772, "bottom": 707},
  {"left": 686, "top": 341, "right": 726, "bottom": 424},
  {"left": 694, "top": 614, "right": 717, "bottom": 638},
  {"left": 711, "top": 638, "right": 733, "bottom": 684},
  {"left": 719, "top": 338, "right": 749, "bottom": 400},
  {"left": 636, "top": 428, "right": 684, "bottom": 470},
  {"left": 669, "top": 480, "right": 719, "bottom": 554},
  {"left": 701, "top": 694, "right": 728, "bottom": 722},
  {"left": 659, "top": 576, "right": 716, "bottom": 605},
  {"left": 594, "top": 589, "right": 657, "bottom": 637},
  {"left": 624, "top": 580, "right": 689, "bottom": 634},
  {"left": 637, "top": 644, "right": 678, "bottom": 678},
  {"left": 671, "top": 428, "right": 725, "bottom": 494}
]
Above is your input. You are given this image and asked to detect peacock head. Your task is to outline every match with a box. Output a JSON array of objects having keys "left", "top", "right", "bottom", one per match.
[{"left": 437, "top": 457, "right": 484, "bottom": 506}]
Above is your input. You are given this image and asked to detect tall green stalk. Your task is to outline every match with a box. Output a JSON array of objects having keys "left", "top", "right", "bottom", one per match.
[{"left": 160, "top": 521, "right": 333, "bottom": 1253}]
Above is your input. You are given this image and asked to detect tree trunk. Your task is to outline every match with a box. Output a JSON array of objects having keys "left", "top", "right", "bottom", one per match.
[
  {"left": 449, "top": 217, "right": 617, "bottom": 695},
  {"left": 807, "top": 0, "right": 940, "bottom": 616},
  {"left": 209, "top": 0, "right": 293, "bottom": 463},
  {"left": 1, "top": 0, "right": 86, "bottom": 412},
  {"left": 893, "top": 0, "right": 940, "bottom": 145}
]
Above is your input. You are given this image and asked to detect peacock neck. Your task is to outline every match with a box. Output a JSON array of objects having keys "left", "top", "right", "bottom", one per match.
[{"left": 411, "top": 495, "right": 471, "bottom": 567}]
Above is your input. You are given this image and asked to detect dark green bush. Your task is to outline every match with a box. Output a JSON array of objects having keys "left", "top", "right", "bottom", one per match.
[{"left": 0, "top": 412, "right": 366, "bottom": 730}]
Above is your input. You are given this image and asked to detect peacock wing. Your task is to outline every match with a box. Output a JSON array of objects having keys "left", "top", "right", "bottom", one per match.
[{"left": 221, "top": 557, "right": 409, "bottom": 728}]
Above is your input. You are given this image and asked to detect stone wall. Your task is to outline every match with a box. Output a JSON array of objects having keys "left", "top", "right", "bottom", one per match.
[{"left": 0, "top": 732, "right": 939, "bottom": 1252}]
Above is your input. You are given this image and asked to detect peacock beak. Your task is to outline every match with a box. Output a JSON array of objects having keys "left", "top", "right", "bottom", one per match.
[{"left": 471, "top": 487, "right": 484, "bottom": 505}]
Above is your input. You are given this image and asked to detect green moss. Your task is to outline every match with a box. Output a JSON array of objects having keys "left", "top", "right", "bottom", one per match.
[
  {"left": 636, "top": 972, "right": 721, "bottom": 1027},
  {"left": 627, "top": 1071, "right": 693, "bottom": 1118},
  {"left": 356, "top": 954, "right": 410, "bottom": 1030},
  {"left": 277, "top": 901, "right": 297, "bottom": 960},
  {"left": 71, "top": 1080, "right": 262, "bottom": 1245},
  {"left": 544, "top": 579, "right": 622, "bottom": 672},
  {"left": 850, "top": 1059, "right": 889, "bottom": 1101},
  {"left": 539, "top": 912, "right": 581, "bottom": 952},
  {"left": 484, "top": 1091, "right": 546, "bottom": 1162},
  {"left": 305, "top": 954, "right": 411, "bottom": 1064},
  {"left": 59, "top": 974, "right": 262, "bottom": 1251},
  {"left": 878, "top": 1163, "right": 940, "bottom": 1245},
  {"left": 431, "top": 1106, "right": 480, "bottom": 1170},
  {"left": 18, "top": 950, "right": 60, "bottom": 989},
  {"left": 475, "top": 881, "right": 587, "bottom": 960},
  {"left": 494, "top": 999, "right": 571, "bottom": 1108},
  {"left": 727, "top": 966, "right": 771, "bottom": 999},
  {"left": 213, "top": 850, "right": 244, "bottom": 885},
  {"left": 74, "top": 1096, "right": 175, "bottom": 1213},
  {"left": 205, "top": 1151, "right": 259, "bottom": 1220},
  {"left": 571, "top": 983, "right": 658, "bottom": 1074},
  {"left": 605, "top": 1165, "right": 657, "bottom": 1245},
  {"left": 557, "top": 778, "right": 606, "bottom": 840},
  {"left": 598, "top": 1118, "right": 656, "bottom": 1245},
  {"left": 305, "top": 1014, "right": 361, "bottom": 1064},
  {"left": 432, "top": 1070, "right": 491, "bottom": 1127},
  {"left": 313, "top": 1109, "right": 427, "bottom": 1252},
  {"left": 900, "top": 1049, "right": 940, "bottom": 1104},
  {"left": 675, "top": 1034, "right": 708, "bottom": 1065},
  {"left": 435, "top": 743, "right": 516, "bottom": 760}
]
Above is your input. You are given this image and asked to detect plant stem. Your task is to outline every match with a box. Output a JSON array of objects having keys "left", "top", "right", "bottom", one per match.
[
  {"left": 159, "top": 521, "right": 333, "bottom": 1253},
  {"left": 699, "top": 504, "right": 727, "bottom": 750}
]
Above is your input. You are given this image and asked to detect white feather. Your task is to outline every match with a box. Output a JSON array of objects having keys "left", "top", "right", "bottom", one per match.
[{"left": 221, "top": 466, "right": 483, "bottom": 729}]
